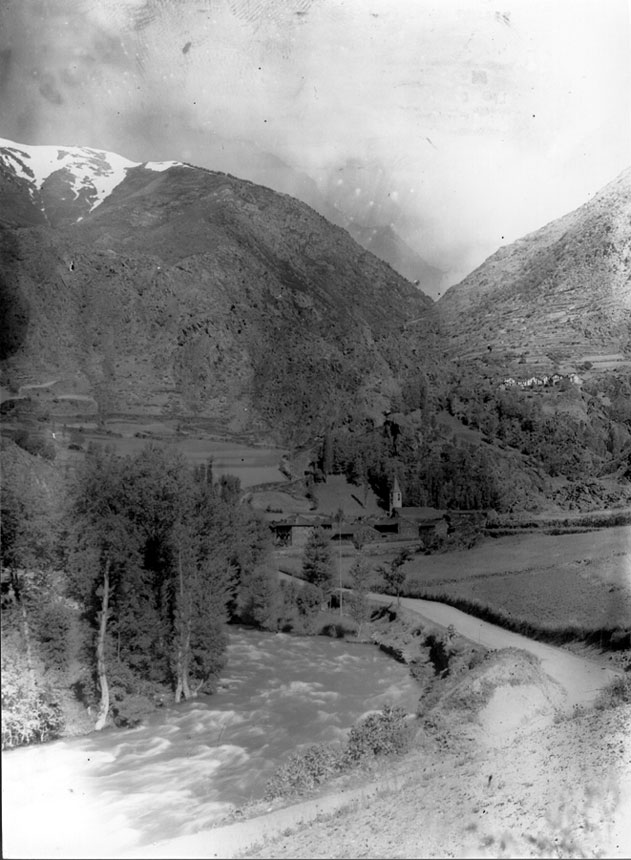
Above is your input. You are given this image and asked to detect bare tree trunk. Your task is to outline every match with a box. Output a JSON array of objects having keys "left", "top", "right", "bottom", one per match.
[
  {"left": 175, "top": 547, "right": 185, "bottom": 703},
  {"left": 95, "top": 558, "right": 111, "bottom": 731},
  {"left": 175, "top": 669, "right": 183, "bottom": 704},
  {"left": 174, "top": 545, "right": 193, "bottom": 703},
  {"left": 182, "top": 625, "right": 192, "bottom": 699},
  {"left": 174, "top": 622, "right": 192, "bottom": 701}
]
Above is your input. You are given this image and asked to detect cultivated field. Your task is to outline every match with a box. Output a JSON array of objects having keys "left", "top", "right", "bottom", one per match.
[
  {"left": 52, "top": 417, "right": 290, "bottom": 488},
  {"left": 403, "top": 526, "right": 631, "bottom": 639}
]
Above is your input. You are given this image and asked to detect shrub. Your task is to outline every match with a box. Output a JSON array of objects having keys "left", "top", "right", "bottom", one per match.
[
  {"left": 264, "top": 705, "right": 414, "bottom": 800},
  {"left": 1, "top": 650, "right": 65, "bottom": 749},
  {"left": 264, "top": 743, "right": 343, "bottom": 799},
  {"left": 320, "top": 622, "right": 347, "bottom": 638},
  {"left": 595, "top": 674, "right": 631, "bottom": 710},
  {"left": 344, "top": 704, "right": 411, "bottom": 764},
  {"left": 13, "top": 430, "right": 56, "bottom": 461}
]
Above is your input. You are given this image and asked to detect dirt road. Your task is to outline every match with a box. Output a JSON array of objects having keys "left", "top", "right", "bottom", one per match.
[
  {"left": 278, "top": 570, "right": 622, "bottom": 707},
  {"left": 369, "top": 591, "right": 620, "bottom": 707}
]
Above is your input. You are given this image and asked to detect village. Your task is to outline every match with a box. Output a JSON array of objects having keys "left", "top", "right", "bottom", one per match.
[
  {"left": 499, "top": 372, "right": 584, "bottom": 390},
  {"left": 256, "top": 475, "right": 487, "bottom": 555}
]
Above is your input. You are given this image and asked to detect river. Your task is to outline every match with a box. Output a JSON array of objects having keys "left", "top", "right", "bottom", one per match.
[{"left": 1, "top": 627, "right": 421, "bottom": 859}]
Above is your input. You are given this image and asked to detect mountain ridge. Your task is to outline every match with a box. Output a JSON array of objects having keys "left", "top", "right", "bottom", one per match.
[
  {"left": 0, "top": 137, "right": 192, "bottom": 228},
  {"left": 437, "top": 166, "right": 631, "bottom": 373},
  {"left": 0, "top": 137, "right": 442, "bottom": 295},
  {"left": 0, "top": 138, "right": 437, "bottom": 444}
]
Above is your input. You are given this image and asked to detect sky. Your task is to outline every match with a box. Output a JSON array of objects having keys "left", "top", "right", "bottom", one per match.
[{"left": 0, "top": 0, "right": 629, "bottom": 294}]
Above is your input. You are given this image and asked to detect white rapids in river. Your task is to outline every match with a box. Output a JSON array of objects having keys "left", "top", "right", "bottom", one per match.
[{"left": 2, "top": 627, "right": 420, "bottom": 859}]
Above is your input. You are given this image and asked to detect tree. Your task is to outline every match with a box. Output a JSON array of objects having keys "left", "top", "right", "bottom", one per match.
[
  {"left": 236, "top": 564, "right": 284, "bottom": 631},
  {"left": 301, "top": 527, "right": 333, "bottom": 599},
  {"left": 1, "top": 484, "right": 53, "bottom": 685},
  {"left": 68, "top": 447, "right": 141, "bottom": 730},
  {"left": 352, "top": 524, "right": 377, "bottom": 552},
  {"left": 377, "top": 549, "right": 411, "bottom": 608},
  {"left": 294, "top": 582, "right": 325, "bottom": 634},
  {"left": 347, "top": 556, "right": 374, "bottom": 638},
  {"left": 169, "top": 477, "right": 233, "bottom": 701},
  {"left": 64, "top": 441, "right": 281, "bottom": 727}
]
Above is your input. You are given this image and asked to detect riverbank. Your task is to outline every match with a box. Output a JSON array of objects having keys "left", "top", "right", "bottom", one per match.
[
  {"left": 118, "top": 648, "right": 631, "bottom": 859},
  {"left": 238, "top": 701, "right": 631, "bottom": 859}
]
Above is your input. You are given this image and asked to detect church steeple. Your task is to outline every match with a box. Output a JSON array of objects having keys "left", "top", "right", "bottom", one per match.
[{"left": 389, "top": 476, "right": 402, "bottom": 514}]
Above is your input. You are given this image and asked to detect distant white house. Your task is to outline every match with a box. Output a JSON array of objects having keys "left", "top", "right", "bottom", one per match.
[{"left": 500, "top": 373, "right": 582, "bottom": 391}]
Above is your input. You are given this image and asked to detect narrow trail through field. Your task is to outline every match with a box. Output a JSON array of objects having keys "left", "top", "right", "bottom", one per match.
[{"left": 368, "top": 591, "right": 620, "bottom": 707}]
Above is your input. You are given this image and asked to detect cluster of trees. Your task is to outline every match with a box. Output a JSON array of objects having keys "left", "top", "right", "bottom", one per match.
[
  {"left": 316, "top": 421, "right": 508, "bottom": 512},
  {"left": 66, "top": 445, "right": 275, "bottom": 727},
  {"left": 444, "top": 376, "right": 630, "bottom": 479},
  {"left": 294, "top": 526, "right": 384, "bottom": 639},
  {"left": 1, "top": 443, "right": 274, "bottom": 743}
]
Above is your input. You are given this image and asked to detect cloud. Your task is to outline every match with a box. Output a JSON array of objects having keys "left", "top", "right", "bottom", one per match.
[{"left": 0, "top": 0, "right": 628, "bottom": 283}]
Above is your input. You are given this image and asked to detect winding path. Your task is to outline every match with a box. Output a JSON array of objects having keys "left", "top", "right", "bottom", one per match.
[
  {"left": 368, "top": 591, "right": 621, "bottom": 707},
  {"left": 278, "top": 570, "right": 621, "bottom": 706}
]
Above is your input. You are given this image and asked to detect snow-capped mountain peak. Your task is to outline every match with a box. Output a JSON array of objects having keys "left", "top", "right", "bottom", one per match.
[{"left": 0, "top": 137, "right": 190, "bottom": 224}]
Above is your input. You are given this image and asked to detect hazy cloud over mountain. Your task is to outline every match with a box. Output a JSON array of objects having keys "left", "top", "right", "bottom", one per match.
[{"left": 1, "top": 0, "right": 629, "bottom": 290}]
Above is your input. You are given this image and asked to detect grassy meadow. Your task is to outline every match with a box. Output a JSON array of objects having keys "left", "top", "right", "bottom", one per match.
[{"left": 402, "top": 526, "right": 631, "bottom": 645}]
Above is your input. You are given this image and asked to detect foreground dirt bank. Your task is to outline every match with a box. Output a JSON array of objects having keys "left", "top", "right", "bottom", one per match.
[{"left": 240, "top": 703, "right": 631, "bottom": 859}]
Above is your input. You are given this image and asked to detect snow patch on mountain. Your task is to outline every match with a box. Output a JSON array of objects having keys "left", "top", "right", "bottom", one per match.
[
  {"left": 142, "top": 160, "right": 185, "bottom": 173},
  {"left": 0, "top": 138, "right": 191, "bottom": 215}
]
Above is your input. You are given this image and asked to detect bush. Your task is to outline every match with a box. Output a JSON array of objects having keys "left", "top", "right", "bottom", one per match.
[
  {"left": 265, "top": 743, "right": 343, "bottom": 799},
  {"left": 344, "top": 704, "right": 411, "bottom": 764},
  {"left": 320, "top": 621, "right": 348, "bottom": 638},
  {"left": 595, "top": 674, "right": 631, "bottom": 710},
  {"left": 1, "top": 650, "right": 65, "bottom": 749},
  {"left": 14, "top": 429, "right": 56, "bottom": 461},
  {"left": 264, "top": 704, "right": 414, "bottom": 800}
]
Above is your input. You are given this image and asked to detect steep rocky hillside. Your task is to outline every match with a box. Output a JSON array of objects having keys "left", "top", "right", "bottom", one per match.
[
  {"left": 437, "top": 167, "right": 631, "bottom": 375},
  {"left": 0, "top": 139, "right": 437, "bottom": 444}
]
